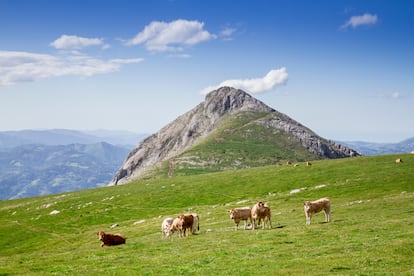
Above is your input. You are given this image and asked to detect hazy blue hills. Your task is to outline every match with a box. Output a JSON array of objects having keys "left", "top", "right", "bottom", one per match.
[
  {"left": 0, "top": 129, "right": 147, "bottom": 149},
  {"left": 341, "top": 137, "right": 414, "bottom": 156},
  {"left": 0, "top": 129, "right": 147, "bottom": 200}
]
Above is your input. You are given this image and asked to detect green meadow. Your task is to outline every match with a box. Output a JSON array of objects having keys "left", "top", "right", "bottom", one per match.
[{"left": 1, "top": 154, "right": 413, "bottom": 275}]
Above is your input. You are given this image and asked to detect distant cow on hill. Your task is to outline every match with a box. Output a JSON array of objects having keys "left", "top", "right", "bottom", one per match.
[
  {"left": 303, "top": 198, "right": 331, "bottom": 225},
  {"left": 251, "top": 202, "right": 272, "bottom": 230},
  {"left": 97, "top": 231, "right": 126, "bottom": 247},
  {"left": 228, "top": 207, "right": 252, "bottom": 230},
  {"left": 395, "top": 158, "right": 403, "bottom": 164}
]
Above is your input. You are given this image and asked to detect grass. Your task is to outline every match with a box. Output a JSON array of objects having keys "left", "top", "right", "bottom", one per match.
[{"left": 0, "top": 154, "right": 413, "bottom": 274}]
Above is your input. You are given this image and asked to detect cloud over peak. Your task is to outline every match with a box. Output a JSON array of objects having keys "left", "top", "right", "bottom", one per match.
[
  {"left": 341, "top": 13, "right": 378, "bottom": 29},
  {"left": 201, "top": 68, "right": 288, "bottom": 95},
  {"left": 126, "top": 19, "right": 216, "bottom": 52}
]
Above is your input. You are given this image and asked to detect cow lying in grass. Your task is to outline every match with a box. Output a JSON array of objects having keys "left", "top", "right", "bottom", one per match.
[
  {"left": 228, "top": 207, "right": 252, "bottom": 230},
  {"left": 97, "top": 231, "right": 126, "bottom": 247},
  {"left": 304, "top": 198, "right": 331, "bottom": 225}
]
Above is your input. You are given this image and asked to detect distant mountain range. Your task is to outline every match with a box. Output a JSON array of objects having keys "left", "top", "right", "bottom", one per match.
[
  {"left": 0, "top": 130, "right": 147, "bottom": 200},
  {"left": 340, "top": 138, "right": 414, "bottom": 156}
]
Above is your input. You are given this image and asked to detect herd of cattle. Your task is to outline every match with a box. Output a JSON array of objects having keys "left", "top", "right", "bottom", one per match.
[
  {"left": 97, "top": 197, "right": 331, "bottom": 246},
  {"left": 96, "top": 157, "right": 406, "bottom": 246}
]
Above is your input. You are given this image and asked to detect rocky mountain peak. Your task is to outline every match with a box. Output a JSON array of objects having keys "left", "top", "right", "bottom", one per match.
[
  {"left": 110, "top": 87, "right": 360, "bottom": 185},
  {"left": 203, "top": 87, "right": 274, "bottom": 120}
]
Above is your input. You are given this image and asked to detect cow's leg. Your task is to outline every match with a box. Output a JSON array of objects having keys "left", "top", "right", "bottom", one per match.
[
  {"left": 269, "top": 216, "right": 272, "bottom": 229},
  {"left": 325, "top": 209, "right": 330, "bottom": 223},
  {"left": 306, "top": 213, "right": 311, "bottom": 225}
]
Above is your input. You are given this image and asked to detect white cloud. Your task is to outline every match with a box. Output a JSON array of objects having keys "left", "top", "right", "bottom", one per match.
[
  {"left": 50, "top": 35, "right": 104, "bottom": 50},
  {"left": 391, "top": 92, "right": 400, "bottom": 99},
  {"left": 126, "top": 19, "right": 217, "bottom": 52},
  {"left": 220, "top": 27, "right": 236, "bottom": 37},
  {"left": 341, "top": 13, "right": 378, "bottom": 29},
  {"left": 201, "top": 68, "right": 288, "bottom": 95},
  {"left": 0, "top": 50, "right": 143, "bottom": 86}
]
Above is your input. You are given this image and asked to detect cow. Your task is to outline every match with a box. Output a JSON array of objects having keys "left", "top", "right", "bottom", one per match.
[
  {"left": 228, "top": 207, "right": 252, "bottom": 230},
  {"left": 97, "top": 231, "right": 126, "bottom": 247},
  {"left": 170, "top": 214, "right": 195, "bottom": 237},
  {"left": 170, "top": 216, "right": 184, "bottom": 237},
  {"left": 251, "top": 202, "right": 272, "bottom": 230},
  {"left": 161, "top": 217, "right": 174, "bottom": 239},
  {"left": 306, "top": 161, "right": 312, "bottom": 167},
  {"left": 180, "top": 214, "right": 195, "bottom": 237},
  {"left": 189, "top": 213, "right": 200, "bottom": 234},
  {"left": 304, "top": 198, "right": 331, "bottom": 225},
  {"left": 395, "top": 158, "right": 403, "bottom": 164}
]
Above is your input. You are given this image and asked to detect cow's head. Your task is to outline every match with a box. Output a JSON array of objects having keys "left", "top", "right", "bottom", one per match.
[
  {"left": 228, "top": 209, "right": 236, "bottom": 219},
  {"left": 97, "top": 231, "right": 105, "bottom": 241},
  {"left": 303, "top": 201, "right": 312, "bottom": 211}
]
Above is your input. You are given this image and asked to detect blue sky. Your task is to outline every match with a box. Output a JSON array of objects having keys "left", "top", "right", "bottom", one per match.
[{"left": 0, "top": 0, "right": 413, "bottom": 142}]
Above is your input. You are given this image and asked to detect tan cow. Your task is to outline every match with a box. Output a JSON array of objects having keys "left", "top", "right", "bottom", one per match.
[
  {"left": 251, "top": 202, "right": 272, "bottom": 230},
  {"left": 170, "top": 216, "right": 184, "bottom": 237},
  {"left": 395, "top": 158, "right": 403, "bottom": 164},
  {"left": 97, "top": 231, "right": 126, "bottom": 247},
  {"left": 304, "top": 198, "right": 331, "bottom": 225},
  {"left": 228, "top": 207, "right": 252, "bottom": 230}
]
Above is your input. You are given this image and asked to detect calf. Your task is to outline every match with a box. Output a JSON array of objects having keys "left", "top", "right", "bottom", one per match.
[
  {"left": 251, "top": 202, "right": 272, "bottom": 230},
  {"left": 161, "top": 217, "right": 174, "bottom": 239},
  {"left": 304, "top": 198, "right": 331, "bottom": 225},
  {"left": 228, "top": 207, "right": 252, "bottom": 230},
  {"left": 97, "top": 231, "right": 126, "bottom": 247}
]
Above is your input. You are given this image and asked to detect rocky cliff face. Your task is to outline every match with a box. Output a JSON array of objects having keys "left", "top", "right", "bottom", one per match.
[{"left": 110, "top": 87, "right": 359, "bottom": 185}]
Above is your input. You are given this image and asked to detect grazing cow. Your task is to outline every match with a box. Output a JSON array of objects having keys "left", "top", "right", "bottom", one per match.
[
  {"left": 228, "top": 207, "right": 252, "bottom": 230},
  {"left": 161, "top": 217, "right": 174, "bottom": 239},
  {"left": 304, "top": 198, "right": 331, "bottom": 225},
  {"left": 251, "top": 202, "right": 272, "bottom": 230},
  {"left": 286, "top": 161, "right": 292, "bottom": 165},
  {"left": 97, "top": 231, "right": 126, "bottom": 247},
  {"left": 306, "top": 161, "right": 312, "bottom": 167},
  {"left": 170, "top": 216, "right": 184, "bottom": 237},
  {"left": 395, "top": 158, "right": 403, "bottom": 164},
  {"left": 294, "top": 163, "right": 300, "bottom": 167}
]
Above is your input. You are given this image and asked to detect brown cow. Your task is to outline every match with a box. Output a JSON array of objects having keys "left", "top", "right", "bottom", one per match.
[
  {"left": 228, "top": 207, "right": 252, "bottom": 230},
  {"left": 251, "top": 202, "right": 272, "bottom": 230},
  {"left": 97, "top": 231, "right": 126, "bottom": 247},
  {"left": 304, "top": 198, "right": 331, "bottom": 225},
  {"left": 170, "top": 214, "right": 195, "bottom": 237}
]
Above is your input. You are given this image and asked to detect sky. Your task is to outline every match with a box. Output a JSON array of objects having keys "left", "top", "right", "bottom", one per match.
[{"left": 0, "top": 0, "right": 413, "bottom": 143}]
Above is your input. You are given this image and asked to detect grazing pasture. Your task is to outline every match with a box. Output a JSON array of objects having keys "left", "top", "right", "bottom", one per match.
[{"left": 0, "top": 154, "right": 413, "bottom": 274}]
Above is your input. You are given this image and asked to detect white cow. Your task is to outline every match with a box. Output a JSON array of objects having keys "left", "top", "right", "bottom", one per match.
[{"left": 161, "top": 217, "right": 174, "bottom": 239}]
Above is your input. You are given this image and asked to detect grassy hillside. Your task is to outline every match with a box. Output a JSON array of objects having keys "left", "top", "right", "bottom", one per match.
[
  {"left": 1, "top": 154, "right": 413, "bottom": 274},
  {"left": 156, "top": 111, "right": 318, "bottom": 178}
]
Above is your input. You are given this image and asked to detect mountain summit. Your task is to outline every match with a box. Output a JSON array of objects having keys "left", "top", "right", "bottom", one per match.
[{"left": 110, "top": 87, "right": 359, "bottom": 185}]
